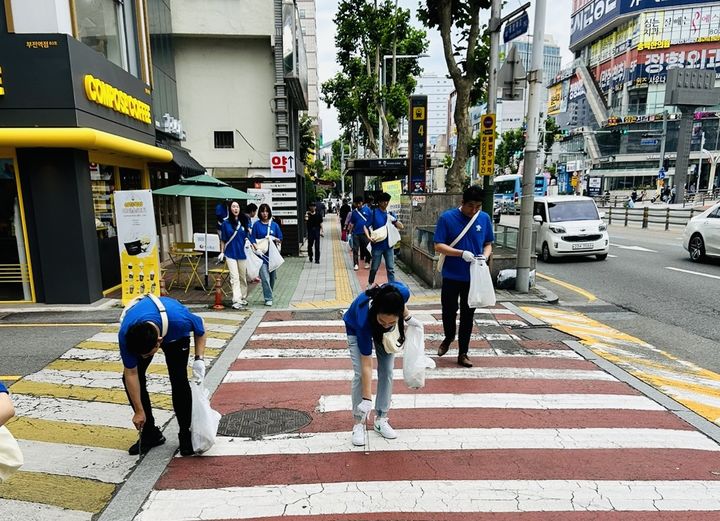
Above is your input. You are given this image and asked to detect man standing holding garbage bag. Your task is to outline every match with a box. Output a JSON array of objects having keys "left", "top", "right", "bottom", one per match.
[
  {"left": 433, "top": 186, "right": 494, "bottom": 368},
  {"left": 119, "top": 295, "right": 207, "bottom": 456}
]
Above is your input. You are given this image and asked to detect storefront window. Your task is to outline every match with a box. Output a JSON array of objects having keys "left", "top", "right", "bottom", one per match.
[
  {"left": 0, "top": 159, "right": 32, "bottom": 301},
  {"left": 120, "top": 168, "right": 142, "bottom": 189},
  {"left": 76, "top": 0, "right": 128, "bottom": 71},
  {"left": 90, "top": 163, "right": 117, "bottom": 238}
]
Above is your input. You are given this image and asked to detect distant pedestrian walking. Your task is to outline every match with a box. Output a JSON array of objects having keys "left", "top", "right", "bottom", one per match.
[
  {"left": 219, "top": 201, "right": 252, "bottom": 309},
  {"left": 433, "top": 186, "right": 494, "bottom": 368},
  {"left": 252, "top": 204, "right": 283, "bottom": 306},
  {"left": 305, "top": 201, "right": 324, "bottom": 264},
  {"left": 347, "top": 196, "right": 371, "bottom": 271},
  {"left": 118, "top": 295, "right": 207, "bottom": 456},
  {"left": 343, "top": 282, "right": 411, "bottom": 446},
  {"left": 366, "top": 192, "right": 404, "bottom": 288}
]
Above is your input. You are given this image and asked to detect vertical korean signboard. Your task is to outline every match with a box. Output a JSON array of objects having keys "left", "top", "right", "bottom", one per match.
[
  {"left": 114, "top": 190, "right": 161, "bottom": 305},
  {"left": 409, "top": 95, "right": 428, "bottom": 193},
  {"left": 478, "top": 114, "right": 496, "bottom": 176}
]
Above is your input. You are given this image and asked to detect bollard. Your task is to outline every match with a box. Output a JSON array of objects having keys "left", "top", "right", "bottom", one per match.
[{"left": 212, "top": 274, "right": 224, "bottom": 310}]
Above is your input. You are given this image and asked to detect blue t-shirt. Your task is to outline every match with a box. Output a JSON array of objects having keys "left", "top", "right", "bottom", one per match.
[
  {"left": 434, "top": 208, "right": 495, "bottom": 282},
  {"left": 220, "top": 219, "right": 250, "bottom": 260},
  {"left": 343, "top": 281, "right": 410, "bottom": 356},
  {"left": 369, "top": 208, "right": 397, "bottom": 252},
  {"left": 252, "top": 220, "right": 283, "bottom": 265},
  {"left": 0, "top": 382, "right": 7, "bottom": 393},
  {"left": 118, "top": 297, "right": 206, "bottom": 369},
  {"left": 348, "top": 208, "right": 369, "bottom": 236},
  {"left": 215, "top": 202, "right": 228, "bottom": 229}
]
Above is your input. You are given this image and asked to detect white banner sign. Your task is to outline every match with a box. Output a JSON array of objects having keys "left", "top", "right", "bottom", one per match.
[
  {"left": 193, "top": 233, "right": 220, "bottom": 253},
  {"left": 260, "top": 182, "right": 295, "bottom": 189},
  {"left": 269, "top": 152, "right": 296, "bottom": 178},
  {"left": 271, "top": 200, "right": 297, "bottom": 208},
  {"left": 283, "top": 218, "right": 298, "bottom": 225},
  {"left": 271, "top": 191, "right": 297, "bottom": 199},
  {"left": 247, "top": 188, "right": 273, "bottom": 207},
  {"left": 273, "top": 209, "right": 297, "bottom": 217}
]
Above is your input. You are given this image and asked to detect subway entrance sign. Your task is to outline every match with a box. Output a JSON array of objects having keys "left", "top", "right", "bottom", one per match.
[
  {"left": 408, "top": 95, "right": 428, "bottom": 192},
  {"left": 478, "top": 114, "right": 496, "bottom": 176}
]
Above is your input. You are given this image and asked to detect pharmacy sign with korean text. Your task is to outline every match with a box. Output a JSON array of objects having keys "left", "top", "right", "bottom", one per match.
[
  {"left": 269, "top": 152, "right": 296, "bottom": 178},
  {"left": 478, "top": 114, "right": 496, "bottom": 176}
]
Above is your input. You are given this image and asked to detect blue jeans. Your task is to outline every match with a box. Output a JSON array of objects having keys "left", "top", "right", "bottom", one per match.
[
  {"left": 259, "top": 263, "right": 276, "bottom": 302},
  {"left": 347, "top": 335, "right": 395, "bottom": 421},
  {"left": 368, "top": 248, "right": 395, "bottom": 284}
]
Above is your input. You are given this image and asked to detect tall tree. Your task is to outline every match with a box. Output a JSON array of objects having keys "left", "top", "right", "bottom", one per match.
[
  {"left": 321, "top": 0, "right": 427, "bottom": 158},
  {"left": 495, "top": 128, "right": 525, "bottom": 174},
  {"left": 419, "top": 0, "right": 491, "bottom": 192}
]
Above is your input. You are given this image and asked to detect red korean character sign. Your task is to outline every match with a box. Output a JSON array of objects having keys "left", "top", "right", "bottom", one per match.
[{"left": 270, "top": 152, "right": 296, "bottom": 178}]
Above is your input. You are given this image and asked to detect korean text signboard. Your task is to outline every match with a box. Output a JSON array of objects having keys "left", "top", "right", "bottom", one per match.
[
  {"left": 408, "top": 95, "right": 428, "bottom": 193},
  {"left": 478, "top": 114, "right": 496, "bottom": 177},
  {"left": 114, "top": 190, "right": 161, "bottom": 305},
  {"left": 270, "top": 152, "right": 296, "bottom": 178},
  {"left": 381, "top": 180, "right": 402, "bottom": 213}
]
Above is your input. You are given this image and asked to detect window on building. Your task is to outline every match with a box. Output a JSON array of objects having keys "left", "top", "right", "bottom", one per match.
[
  {"left": 75, "top": 0, "right": 129, "bottom": 71},
  {"left": 214, "top": 131, "right": 235, "bottom": 149}
]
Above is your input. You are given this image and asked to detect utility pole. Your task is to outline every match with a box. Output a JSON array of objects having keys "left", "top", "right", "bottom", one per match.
[
  {"left": 657, "top": 110, "right": 668, "bottom": 197},
  {"left": 696, "top": 131, "right": 705, "bottom": 194},
  {"left": 482, "top": 0, "right": 502, "bottom": 211},
  {"left": 341, "top": 139, "right": 346, "bottom": 198},
  {"left": 515, "top": 0, "right": 546, "bottom": 293}
]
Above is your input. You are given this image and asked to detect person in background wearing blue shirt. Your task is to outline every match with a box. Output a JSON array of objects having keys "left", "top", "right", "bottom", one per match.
[
  {"left": 215, "top": 199, "right": 229, "bottom": 239},
  {"left": 0, "top": 381, "right": 15, "bottom": 427},
  {"left": 365, "top": 192, "right": 404, "bottom": 288},
  {"left": 433, "top": 186, "right": 494, "bottom": 368},
  {"left": 218, "top": 201, "right": 252, "bottom": 309},
  {"left": 347, "top": 196, "right": 371, "bottom": 271},
  {"left": 251, "top": 204, "right": 283, "bottom": 306},
  {"left": 119, "top": 296, "right": 207, "bottom": 456},
  {"left": 343, "top": 282, "right": 413, "bottom": 446}
]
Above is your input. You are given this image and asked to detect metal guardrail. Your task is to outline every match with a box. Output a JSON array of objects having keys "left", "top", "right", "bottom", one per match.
[
  {"left": 594, "top": 190, "right": 720, "bottom": 209},
  {"left": 604, "top": 206, "right": 703, "bottom": 230}
]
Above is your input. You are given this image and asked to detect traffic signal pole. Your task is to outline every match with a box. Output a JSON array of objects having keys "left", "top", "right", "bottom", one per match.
[
  {"left": 516, "top": 0, "right": 546, "bottom": 293},
  {"left": 657, "top": 110, "right": 668, "bottom": 197}
]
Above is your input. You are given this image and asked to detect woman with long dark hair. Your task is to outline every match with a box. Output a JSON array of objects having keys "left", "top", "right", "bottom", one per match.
[
  {"left": 218, "top": 201, "right": 251, "bottom": 309},
  {"left": 251, "top": 203, "right": 283, "bottom": 306},
  {"left": 343, "top": 281, "right": 412, "bottom": 446}
]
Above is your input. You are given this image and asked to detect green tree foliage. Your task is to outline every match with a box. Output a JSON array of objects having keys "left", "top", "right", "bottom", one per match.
[
  {"left": 495, "top": 128, "right": 525, "bottom": 174},
  {"left": 321, "top": 0, "right": 428, "bottom": 158},
  {"left": 419, "top": 0, "right": 492, "bottom": 192},
  {"left": 299, "top": 114, "right": 316, "bottom": 167},
  {"left": 544, "top": 117, "right": 560, "bottom": 153}
]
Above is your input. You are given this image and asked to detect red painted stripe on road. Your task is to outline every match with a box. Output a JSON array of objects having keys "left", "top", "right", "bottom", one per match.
[
  {"left": 257, "top": 326, "right": 347, "bottom": 334},
  {"left": 156, "top": 448, "right": 720, "bottom": 490},
  {"left": 244, "top": 339, "right": 495, "bottom": 350}
]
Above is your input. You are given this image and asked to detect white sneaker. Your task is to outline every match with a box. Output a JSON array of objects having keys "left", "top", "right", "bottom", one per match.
[
  {"left": 351, "top": 423, "right": 365, "bottom": 446},
  {"left": 265, "top": 300, "right": 273, "bottom": 307},
  {"left": 364, "top": 263, "right": 370, "bottom": 269},
  {"left": 373, "top": 417, "right": 397, "bottom": 439},
  {"left": 231, "top": 302, "right": 243, "bottom": 310},
  {"left": 240, "top": 299, "right": 248, "bottom": 306},
  {"left": 353, "top": 264, "right": 359, "bottom": 271}
]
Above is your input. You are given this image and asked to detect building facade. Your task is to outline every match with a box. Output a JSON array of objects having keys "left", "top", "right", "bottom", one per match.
[
  {"left": 413, "top": 74, "right": 454, "bottom": 148},
  {"left": 297, "top": 0, "right": 320, "bottom": 137},
  {"left": 549, "top": 0, "right": 720, "bottom": 194}
]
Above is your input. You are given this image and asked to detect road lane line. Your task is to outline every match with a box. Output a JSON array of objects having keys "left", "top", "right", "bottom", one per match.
[
  {"left": 4, "top": 417, "right": 136, "bottom": 450},
  {"left": 236, "top": 348, "right": 581, "bottom": 359},
  {"left": 665, "top": 266, "right": 720, "bottom": 280},
  {"left": 22, "top": 369, "right": 172, "bottom": 394},
  {"left": 535, "top": 273, "right": 597, "bottom": 302},
  {"left": 249, "top": 332, "right": 520, "bottom": 341},
  {"left": 0, "top": 499, "right": 92, "bottom": 521}
]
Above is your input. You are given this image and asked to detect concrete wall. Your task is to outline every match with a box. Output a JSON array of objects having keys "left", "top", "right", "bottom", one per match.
[
  {"left": 171, "top": 0, "right": 273, "bottom": 38},
  {"left": 174, "top": 37, "right": 275, "bottom": 170}
]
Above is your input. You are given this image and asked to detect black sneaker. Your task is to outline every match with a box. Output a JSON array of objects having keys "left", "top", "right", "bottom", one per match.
[
  {"left": 178, "top": 429, "right": 194, "bottom": 457},
  {"left": 128, "top": 429, "right": 166, "bottom": 455}
]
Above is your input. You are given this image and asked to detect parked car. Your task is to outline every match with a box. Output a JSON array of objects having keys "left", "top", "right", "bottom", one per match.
[
  {"left": 682, "top": 202, "right": 720, "bottom": 262},
  {"left": 533, "top": 196, "right": 609, "bottom": 262}
]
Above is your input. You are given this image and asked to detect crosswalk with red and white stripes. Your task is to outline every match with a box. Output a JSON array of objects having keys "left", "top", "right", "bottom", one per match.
[{"left": 136, "top": 305, "right": 720, "bottom": 520}]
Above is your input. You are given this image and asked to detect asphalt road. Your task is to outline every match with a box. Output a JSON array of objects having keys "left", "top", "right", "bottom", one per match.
[{"left": 531, "top": 221, "right": 720, "bottom": 374}]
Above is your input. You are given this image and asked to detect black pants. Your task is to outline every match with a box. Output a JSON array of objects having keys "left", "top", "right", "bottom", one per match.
[
  {"left": 308, "top": 227, "right": 321, "bottom": 262},
  {"left": 441, "top": 278, "right": 476, "bottom": 356},
  {"left": 123, "top": 337, "right": 192, "bottom": 436},
  {"left": 352, "top": 233, "right": 371, "bottom": 265}
]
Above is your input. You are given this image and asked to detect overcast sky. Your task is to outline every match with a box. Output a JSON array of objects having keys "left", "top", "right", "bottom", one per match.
[{"left": 316, "top": 0, "right": 574, "bottom": 143}]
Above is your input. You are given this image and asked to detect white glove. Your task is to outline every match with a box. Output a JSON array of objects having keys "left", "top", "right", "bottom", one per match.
[
  {"left": 192, "top": 359, "right": 206, "bottom": 381},
  {"left": 217, "top": 253, "right": 225, "bottom": 263},
  {"left": 356, "top": 398, "right": 373, "bottom": 420},
  {"left": 405, "top": 316, "right": 422, "bottom": 329},
  {"left": 461, "top": 250, "right": 475, "bottom": 263},
  {"left": 476, "top": 254, "right": 487, "bottom": 263}
]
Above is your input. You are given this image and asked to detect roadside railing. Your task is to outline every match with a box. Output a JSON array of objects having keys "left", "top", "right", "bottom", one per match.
[
  {"left": 595, "top": 190, "right": 720, "bottom": 209},
  {"left": 604, "top": 206, "right": 703, "bottom": 229}
]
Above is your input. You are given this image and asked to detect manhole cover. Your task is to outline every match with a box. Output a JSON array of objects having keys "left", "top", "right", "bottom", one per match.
[{"left": 218, "top": 408, "right": 312, "bottom": 439}]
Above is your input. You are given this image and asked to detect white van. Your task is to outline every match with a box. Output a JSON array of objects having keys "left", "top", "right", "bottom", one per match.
[{"left": 533, "top": 196, "right": 609, "bottom": 262}]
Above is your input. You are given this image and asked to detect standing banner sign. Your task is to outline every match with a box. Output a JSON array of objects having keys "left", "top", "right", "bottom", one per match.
[
  {"left": 478, "top": 114, "right": 496, "bottom": 176},
  {"left": 114, "top": 190, "right": 161, "bottom": 305},
  {"left": 381, "top": 180, "right": 402, "bottom": 213}
]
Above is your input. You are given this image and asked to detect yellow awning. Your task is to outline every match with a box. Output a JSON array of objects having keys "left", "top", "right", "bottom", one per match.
[{"left": 0, "top": 128, "right": 172, "bottom": 162}]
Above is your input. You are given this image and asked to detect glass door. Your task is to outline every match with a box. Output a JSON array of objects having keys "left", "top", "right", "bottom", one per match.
[{"left": 0, "top": 158, "right": 33, "bottom": 301}]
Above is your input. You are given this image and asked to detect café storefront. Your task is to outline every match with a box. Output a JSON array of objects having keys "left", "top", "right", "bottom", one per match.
[{"left": 0, "top": 32, "right": 172, "bottom": 304}]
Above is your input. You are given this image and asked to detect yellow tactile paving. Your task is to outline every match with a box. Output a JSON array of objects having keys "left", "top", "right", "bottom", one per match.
[
  {"left": 5, "top": 417, "right": 136, "bottom": 451},
  {"left": 47, "top": 359, "right": 170, "bottom": 375}
]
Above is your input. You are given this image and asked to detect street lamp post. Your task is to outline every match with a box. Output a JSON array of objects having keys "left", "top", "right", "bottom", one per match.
[{"left": 379, "top": 53, "right": 428, "bottom": 158}]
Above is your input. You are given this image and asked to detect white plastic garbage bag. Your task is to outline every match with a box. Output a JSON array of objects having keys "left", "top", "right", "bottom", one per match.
[
  {"left": 267, "top": 240, "right": 285, "bottom": 272},
  {"left": 190, "top": 380, "right": 221, "bottom": 454},
  {"left": 402, "top": 322, "right": 435, "bottom": 389},
  {"left": 244, "top": 241, "right": 263, "bottom": 282},
  {"left": 387, "top": 223, "right": 401, "bottom": 248},
  {"left": 468, "top": 258, "right": 496, "bottom": 308}
]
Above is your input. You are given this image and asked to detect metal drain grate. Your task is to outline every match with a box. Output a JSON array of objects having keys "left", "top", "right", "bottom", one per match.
[{"left": 218, "top": 408, "right": 312, "bottom": 439}]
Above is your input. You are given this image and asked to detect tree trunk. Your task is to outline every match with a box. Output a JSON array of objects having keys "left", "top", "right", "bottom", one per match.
[{"left": 447, "top": 80, "right": 471, "bottom": 192}]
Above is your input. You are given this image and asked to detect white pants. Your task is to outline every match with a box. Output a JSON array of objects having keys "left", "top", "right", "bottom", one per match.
[{"left": 225, "top": 257, "right": 248, "bottom": 304}]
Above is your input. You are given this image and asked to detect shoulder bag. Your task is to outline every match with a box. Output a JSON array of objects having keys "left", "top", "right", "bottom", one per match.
[
  {"left": 254, "top": 220, "right": 272, "bottom": 254},
  {"left": 436, "top": 209, "right": 481, "bottom": 273}
]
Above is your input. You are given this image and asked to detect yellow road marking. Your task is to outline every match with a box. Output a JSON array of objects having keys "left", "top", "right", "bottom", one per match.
[
  {"left": 535, "top": 273, "right": 597, "bottom": 302},
  {"left": 47, "top": 359, "right": 169, "bottom": 375},
  {"left": 5, "top": 417, "right": 136, "bottom": 450},
  {"left": 0, "top": 323, "right": 108, "bottom": 327},
  {"left": 0, "top": 375, "right": 21, "bottom": 381},
  {"left": 0, "top": 471, "right": 115, "bottom": 513},
  {"left": 203, "top": 316, "right": 247, "bottom": 326},
  {"left": 9, "top": 380, "right": 173, "bottom": 410},
  {"left": 72, "top": 340, "right": 222, "bottom": 359}
]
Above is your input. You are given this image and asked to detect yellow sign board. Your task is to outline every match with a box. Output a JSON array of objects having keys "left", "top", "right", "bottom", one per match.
[
  {"left": 478, "top": 114, "right": 496, "bottom": 176},
  {"left": 412, "top": 107, "right": 425, "bottom": 120},
  {"left": 381, "top": 180, "right": 402, "bottom": 213},
  {"left": 84, "top": 75, "right": 152, "bottom": 125}
]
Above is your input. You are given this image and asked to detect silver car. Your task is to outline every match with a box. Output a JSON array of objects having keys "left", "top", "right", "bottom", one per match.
[{"left": 682, "top": 202, "right": 720, "bottom": 262}]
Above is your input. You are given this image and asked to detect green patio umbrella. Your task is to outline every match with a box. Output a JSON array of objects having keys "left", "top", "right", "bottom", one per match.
[{"left": 153, "top": 174, "right": 250, "bottom": 287}]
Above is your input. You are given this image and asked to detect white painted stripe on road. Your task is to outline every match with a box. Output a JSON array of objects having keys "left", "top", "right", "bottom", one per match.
[
  {"left": 137, "top": 480, "right": 720, "bottom": 520},
  {"left": 23, "top": 369, "right": 171, "bottom": 394},
  {"left": 87, "top": 332, "right": 226, "bottom": 349},
  {"left": 60, "top": 348, "right": 216, "bottom": 366},
  {"left": 256, "top": 317, "right": 521, "bottom": 328},
  {"left": 421, "top": 308, "right": 515, "bottom": 315},
  {"left": 223, "top": 368, "right": 613, "bottom": 384},
  {"left": 0, "top": 499, "right": 92, "bottom": 521},
  {"left": 317, "top": 393, "right": 664, "bottom": 412},
  {"left": 17, "top": 439, "right": 135, "bottom": 483},
  {"left": 12, "top": 395, "right": 173, "bottom": 429},
  {"left": 611, "top": 244, "right": 658, "bottom": 253},
  {"left": 257, "top": 320, "right": 345, "bottom": 328},
  {"left": 665, "top": 266, "right": 720, "bottom": 280},
  {"left": 608, "top": 254, "right": 618, "bottom": 258},
  {"left": 236, "top": 348, "right": 581, "bottom": 359},
  {"left": 205, "top": 428, "right": 719, "bottom": 456},
  {"left": 249, "top": 332, "right": 520, "bottom": 342}
]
